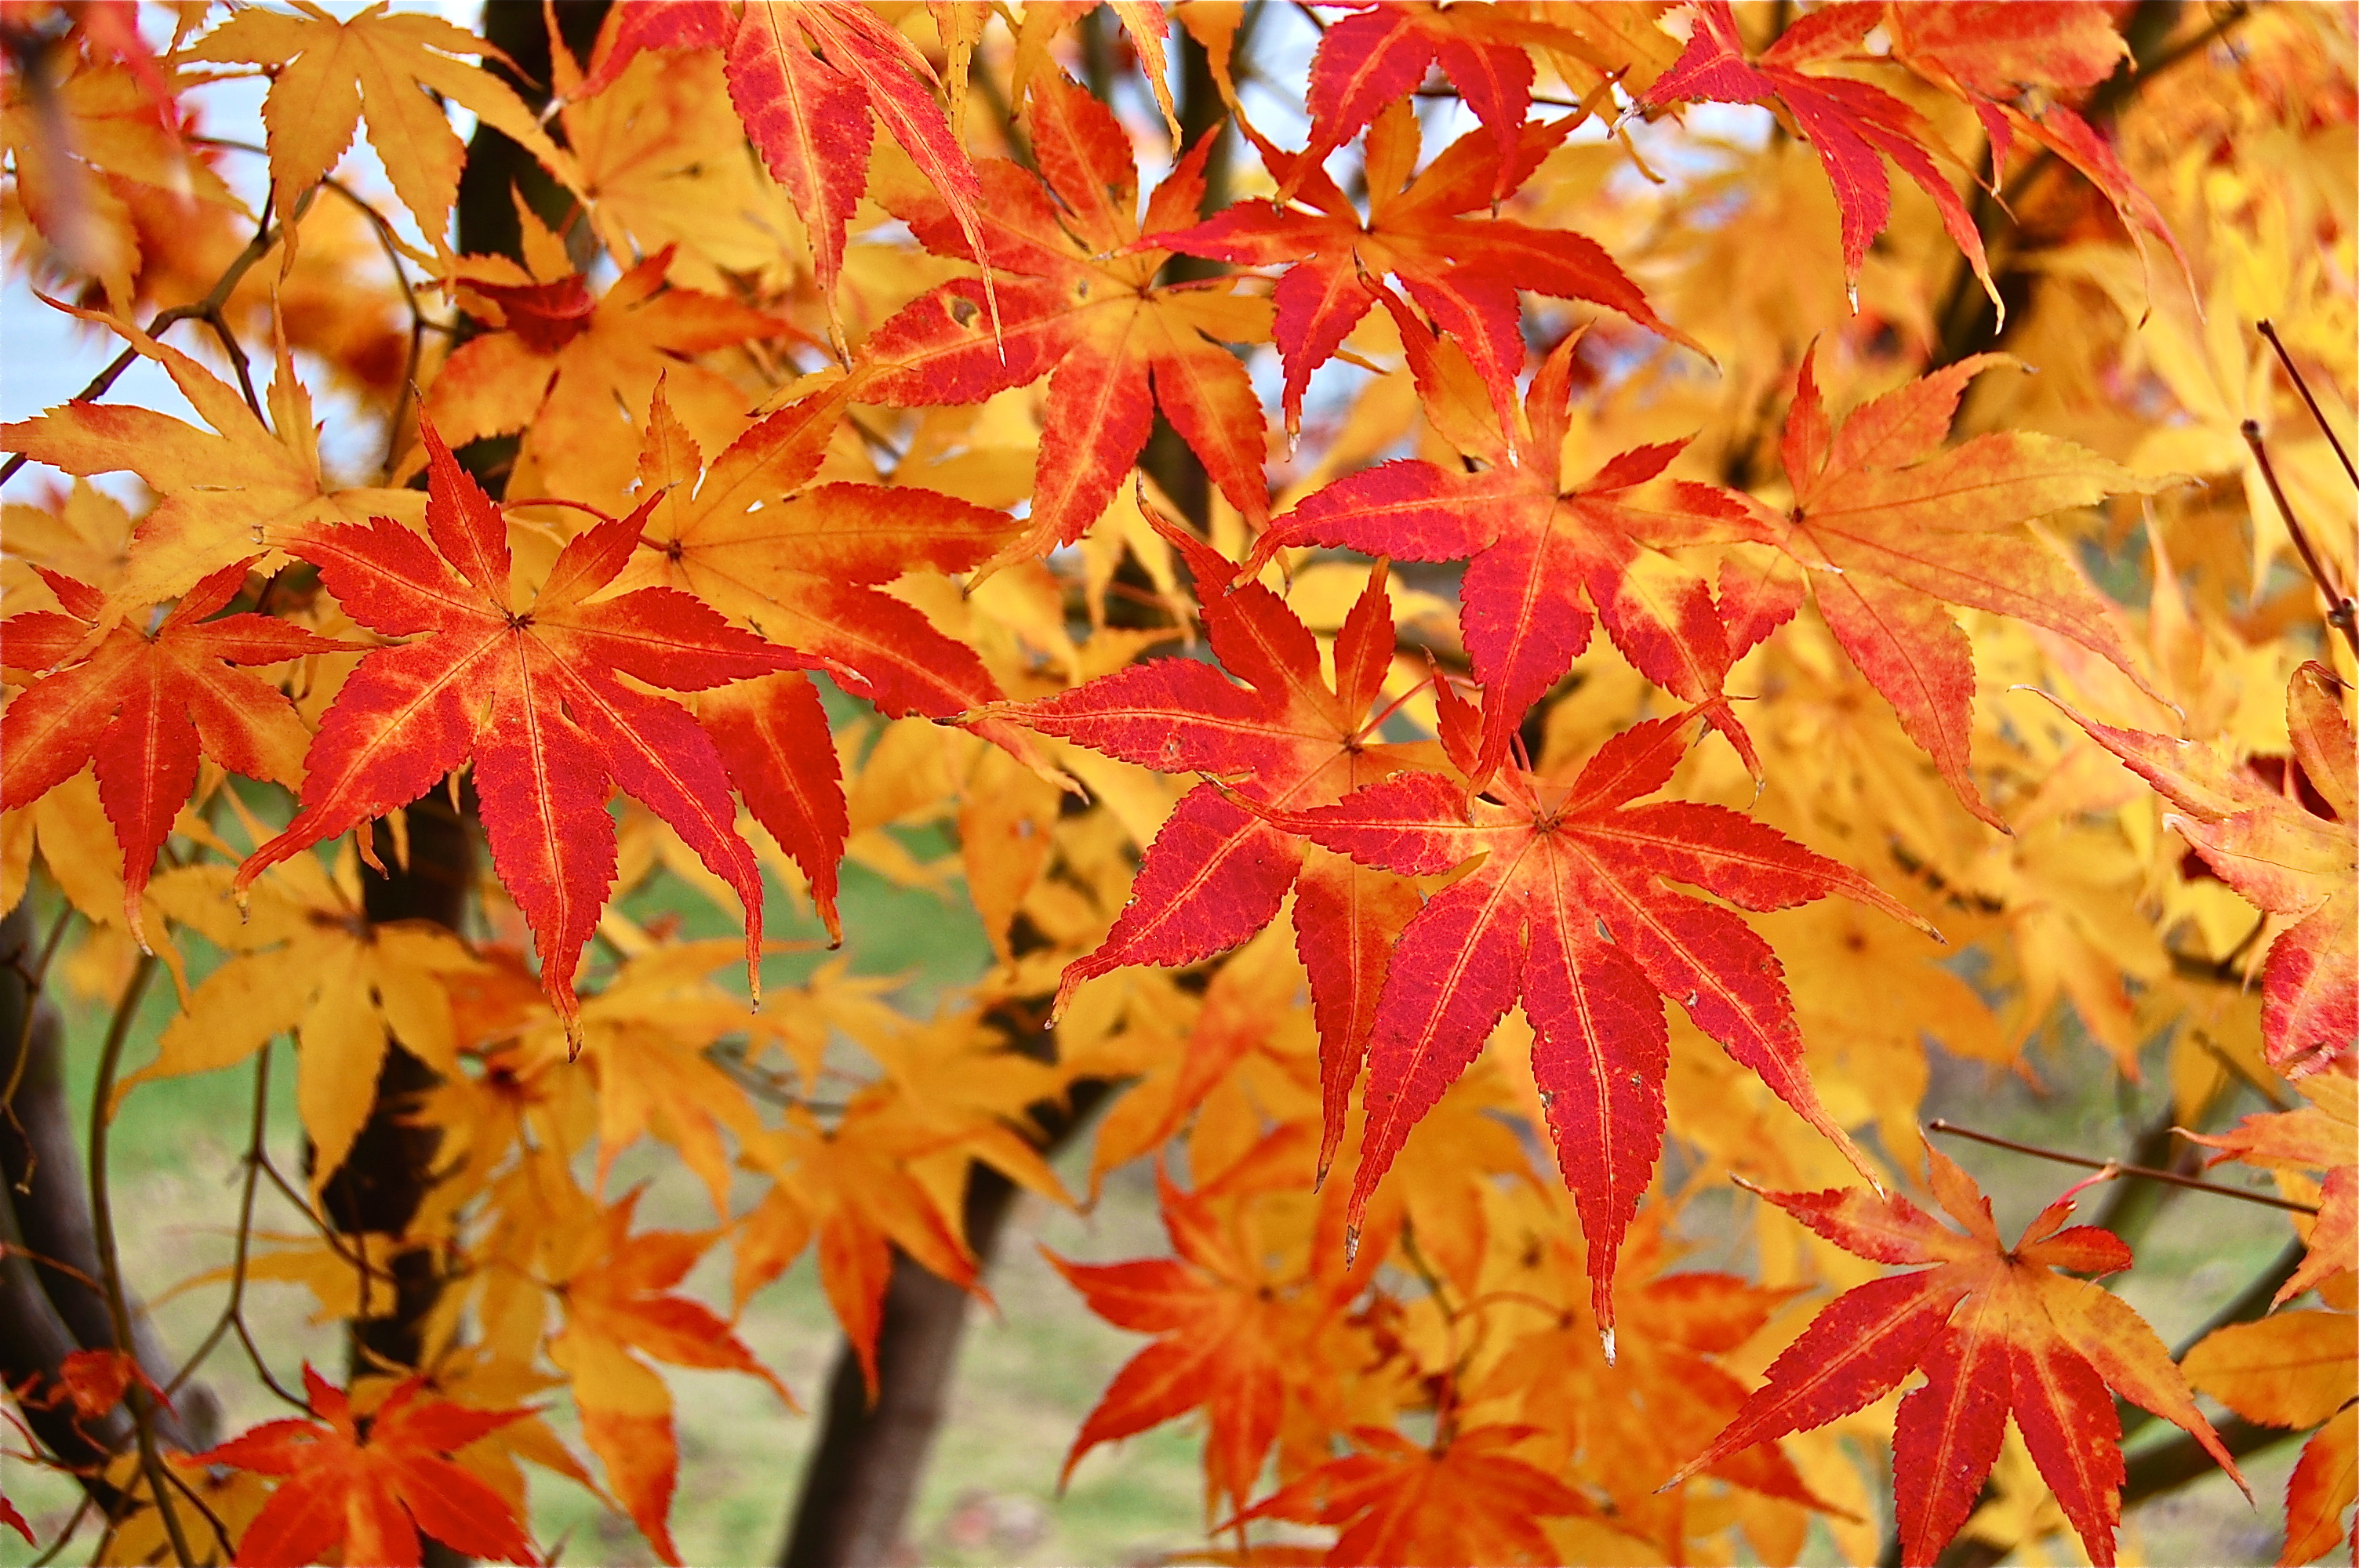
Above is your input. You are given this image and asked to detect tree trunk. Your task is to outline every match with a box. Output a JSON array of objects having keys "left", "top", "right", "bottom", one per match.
[{"left": 778, "top": 1160, "right": 1027, "bottom": 1568}]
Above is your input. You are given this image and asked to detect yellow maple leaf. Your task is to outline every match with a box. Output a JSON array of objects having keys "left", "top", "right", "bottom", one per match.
[
  {"left": 115, "top": 851, "right": 478, "bottom": 1192},
  {"left": 173, "top": 1, "right": 579, "bottom": 258},
  {"left": 0, "top": 307, "right": 427, "bottom": 602}
]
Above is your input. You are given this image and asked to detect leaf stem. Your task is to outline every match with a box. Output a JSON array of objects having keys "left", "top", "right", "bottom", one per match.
[
  {"left": 1925, "top": 1119, "right": 2319, "bottom": 1214},
  {"left": 85, "top": 953, "right": 196, "bottom": 1568}
]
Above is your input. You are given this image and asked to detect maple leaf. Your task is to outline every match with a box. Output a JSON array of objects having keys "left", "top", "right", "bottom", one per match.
[
  {"left": 1001, "top": 514, "right": 1425, "bottom": 1175},
  {"left": 0, "top": 307, "right": 428, "bottom": 601},
  {"left": 234, "top": 417, "right": 826, "bottom": 1035},
  {"left": 174, "top": 1, "right": 577, "bottom": 259},
  {"left": 1287, "top": 2, "right": 1548, "bottom": 206},
  {"left": 616, "top": 383, "right": 1050, "bottom": 805},
  {"left": 2185, "top": 1308, "right": 2359, "bottom": 1567},
  {"left": 426, "top": 246, "right": 785, "bottom": 485},
  {"left": 1262, "top": 710, "right": 1931, "bottom": 1342},
  {"left": 1230, "top": 1421, "right": 1591, "bottom": 1566},
  {"left": 1242, "top": 331, "right": 1760, "bottom": 782},
  {"left": 522, "top": 938, "right": 772, "bottom": 1218},
  {"left": 116, "top": 851, "right": 478, "bottom": 1193},
  {"left": 732, "top": 1097, "right": 980, "bottom": 1397},
  {"left": 1640, "top": 0, "right": 1997, "bottom": 311},
  {"left": 2185, "top": 1070, "right": 2357, "bottom": 1308},
  {"left": 0, "top": 558, "right": 351, "bottom": 942},
  {"left": 0, "top": 1490, "right": 27, "bottom": 1548},
  {"left": 544, "top": 20, "right": 796, "bottom": 296},
  {"left": 576, "top": 0, "right": 987, "bottom": 334},
  {"left": 536, "top": 1186, "right": 791, "bottom": 1568},
  {"left": 1052, "top": 1164, "right": 1359, "bottom": 1517},
  {"left": 1797, "top": 2, "right": 2189, "bottom": 289},
  {"left": 1715, "top": 346, "right": 2163, "bottom": 826},
  {"left": 0, "top": 53, "right": 245, "bottom": 311},
  {"left": 1157, "top": 103, "right": 1695, "bottom": 440},
  {"left": 194, "top": 1364, "right": 533, "bottom": 1568},
  {"left": 858, "top": 74, "right": 1272, "bottom": 568},
  {"left": 2042, "top": 662, "right": 2354, "bottom": 1077},
  {"left": 1666, "top": 1142, "right": 2248, "bottom": 1567},
  {"left": 1471, "top": 1197, "right": 1834, "bottom": 1532},
  {"left": 2, "top": 478, "right": 137, "bottom": 606}
]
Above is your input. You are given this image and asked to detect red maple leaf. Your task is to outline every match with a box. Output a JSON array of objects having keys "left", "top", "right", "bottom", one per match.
[
  {"left": 1285, "top": 0, "right": 1550, "bottom": 207},
  {"left": 194, "top": 1364, "right": 533, "bottom": 1568},
  {"left": 2039, "top": 662, "right": 2354, "bottom": 1077},
  {"left": 1156, "top": 105, "right": 1695, "bottom": 441},
  {"left": 1641, "top": 0, "right": 1996, "bottom": 309},
  {"left": 612, "top": 380, "right": 1051, "bottom": 935},
  {"left": 0, "top": 557, "right": 353, "bottom": 942},
  {"left": 1001, "top": 513, "right": 1424, "bottom": 1176},
  {"left": 1787, "top": 2, "right": 2188, "bottom": 286},
  {"left": 576, "top": 0, "right": 988, "bottom": 333},
  {"left": 1050, "top": 1164, "right": 1365, "bottom": 1517},
  {"left": 1241, "top": 330, "right": 1758, "bottom": 782},
  {"left": 1230, "top": 1421, "right": 1591, "bottom": 1566},
  {"left": 1262, "top": 707, "right": 1929, "bottom": 1343},
  {"left": 857, "top": 75, "right": 1270, "bottom": 568},
  {"left": 1710, "top": 346, "right": 2161, "bottom": 826},
  {"left": 234, "top": 418, "right": 826, "bottom": 1036},
  {"left": 1667, "top": 1143, "right": 2248, "bottom": 1568}
]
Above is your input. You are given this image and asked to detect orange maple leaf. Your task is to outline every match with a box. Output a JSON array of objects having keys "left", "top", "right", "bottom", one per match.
[
  {"left": 2185, "top": 1306, "right": 2359, "bottom": 1567},
  {"left": 1713, "top": 346, "right": 2163, "bottom": 826},
  {"left": 194, "top": 1364, "right": 533, "bottom": 1568},
  {"left": 234, "top": 417, "right": 827, "bottom": 1034},
  {"left": 425, "top": 246, "right": 785, "bottom": 474},
  {"left": 1051, "top": 1166, "right": 1361, "bottom": 1518},
  {"left": 732, "top": 1098, "right": 980, "bottom": 1397},
  {"left": 0, "top": 307, "right": 427, "bottom": 600},
  {"left": 1667, "top": 1142, "right": 2247, "bottom": 1567},
  {"left": 542, "top": 1188, "right": 792, "bottom": 1568},
  {"left": 2186, "top": 1069, "right": 2356, "bottom": 1309},
  {"left": 1230, "top": 1421, "right": 1591, "bottom": 1566},
  {"left": 859, "top": 74, "right": 1272, "bottom": 569},
  {"left": 0, "top": 557, "right": 352, "bottom": 942},
  {"left": 174, "top": 1, "right": 578, "bottom": 259}
]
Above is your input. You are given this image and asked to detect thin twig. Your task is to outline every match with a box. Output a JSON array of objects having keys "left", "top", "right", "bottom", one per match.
[
  {"left": 2241, "top": 419, "right": 2359, "bottom": 659},
  {"left": 85, "top": 954, "right": 196, "bottom": 1568},
  {"left": 167, "top": 1042, "right": 306, "bottom": 1410},
  {"left": 24, "top": 1491, "right": 92, "bottom": 1566},
  {"left": 2257, "top": 318, "right": 2358, "bottom": 488},
  {"left": 0, "top": 194, "right": 300, "bottom": 487},
  {"left": 1925, "top": 1119, "right": 2320, "bottom": 1214}
]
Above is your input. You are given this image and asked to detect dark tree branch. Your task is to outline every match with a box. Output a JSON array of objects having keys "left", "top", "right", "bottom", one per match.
[{"left": 0, "top": 901, "right": 216, "bottom": 1537}]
